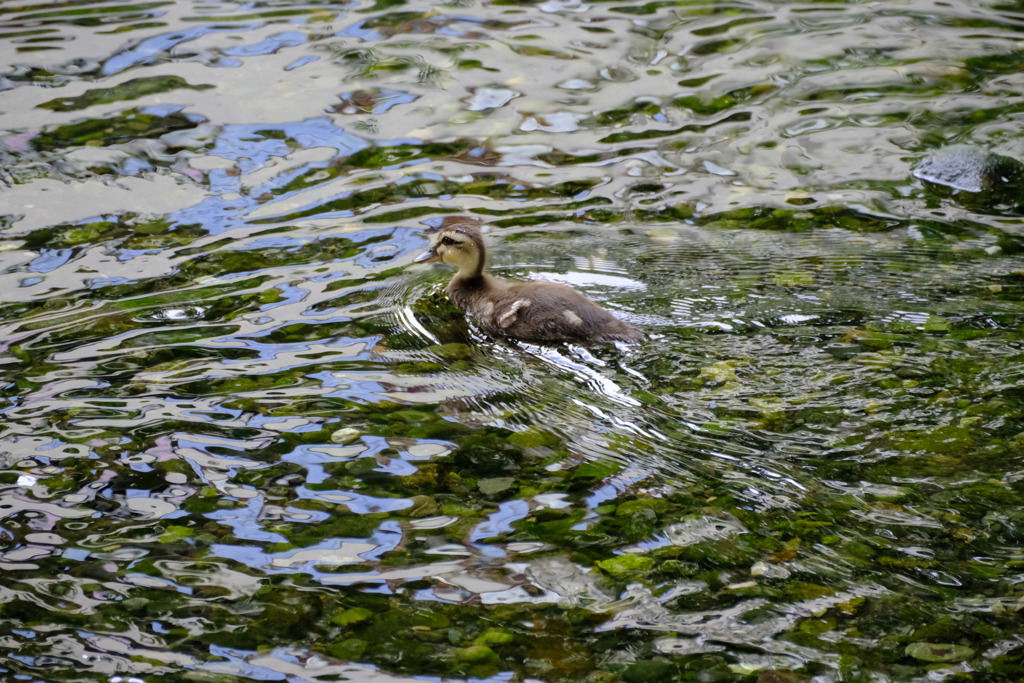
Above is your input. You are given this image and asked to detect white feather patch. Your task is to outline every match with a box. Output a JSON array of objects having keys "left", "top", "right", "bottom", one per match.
[
  {"left": 563, "top": 310, "right": 583, "bottom": 326},
  {"left": 497, "top": 298, "right": 531, "bottom": 327}
]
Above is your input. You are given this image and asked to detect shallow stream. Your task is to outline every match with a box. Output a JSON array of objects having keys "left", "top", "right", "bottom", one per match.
[{"left": 2, "top": 0, "right": 1024, "bottom": 680}]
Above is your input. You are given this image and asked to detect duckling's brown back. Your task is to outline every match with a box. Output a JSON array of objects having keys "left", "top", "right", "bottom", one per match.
[{"left": 484, "top": 280, "right": 643, "bottom": 344}]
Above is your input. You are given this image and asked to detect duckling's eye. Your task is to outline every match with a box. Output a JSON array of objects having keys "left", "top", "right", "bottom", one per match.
[{"left": 440, "top": 236, "right": 457, "bottom": 246}]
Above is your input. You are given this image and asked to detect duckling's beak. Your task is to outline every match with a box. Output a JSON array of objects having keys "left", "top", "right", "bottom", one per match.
[{"left": 414, "top": 246, "right": 442, "bottom": 263}]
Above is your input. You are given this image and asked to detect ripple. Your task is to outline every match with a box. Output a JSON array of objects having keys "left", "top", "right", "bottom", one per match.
[{"left": 2, "top": 0, "right": 1024, "bottom": 680}]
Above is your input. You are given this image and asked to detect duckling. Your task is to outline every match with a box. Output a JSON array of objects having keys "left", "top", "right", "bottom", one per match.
[{"left": 414, "top": 220, "right": 643, "bottom": 344}]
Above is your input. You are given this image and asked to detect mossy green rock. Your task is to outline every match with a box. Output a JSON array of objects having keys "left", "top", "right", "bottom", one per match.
[
  {"left": 616, "top": 499, "right": 669, "bottom": 516},
  {"left": 407, "top": 495, "right": 440, "bottom": 517},
  {"left": 332, "top": 607, "right": 373, "bottom": 627},
  {"left": 457, "top": 644, "right": 499, "bottom": 664},
  {"left": 327, "top": 638, "right": 368, "bottom": 661},
  {"left": 596, "top": 553, "right": 655, "bottom": 580},
  {"left": 905, "top": 642, "right": 975, "bottom": 662},
  {"left": 473, "top": 628, "right": 515, "bottom": 646},
  {"left": 508, "top": 429, "right": 554, "bottom": 448},
  {"left": 413, "top": 609, "right": 450, "bottom": 628},
  {"left": 478, "top": 477, "right": 514, "bottom": 495},
  {"left": 159, "top": 525, "right": 194, "bottom": 542},
  {"left": 331, "top": 428, "right": 361, "bottom": 444},
  {"left": 427, "top": 343, "right": 474, "bottom": 360},
  {"left": 623, "top": 658, "right": 675, "bottom": 682}
]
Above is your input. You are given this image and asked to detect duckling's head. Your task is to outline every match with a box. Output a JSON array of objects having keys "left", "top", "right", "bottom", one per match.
[{"left": 414, "top": 222, "right": 486, "bottom": 279}]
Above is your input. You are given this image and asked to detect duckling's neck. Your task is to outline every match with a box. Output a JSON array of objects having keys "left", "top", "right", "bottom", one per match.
[
  {"left": 454, "top": 263, "right": 483, "bottom": 280},
  {"left": 447, "top": 244, "right": 509, "bottom": 304}
]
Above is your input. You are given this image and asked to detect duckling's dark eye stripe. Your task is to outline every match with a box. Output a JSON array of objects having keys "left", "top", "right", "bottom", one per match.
[{"left": 440, "top": 236, "right": 456, "bottom": 246}]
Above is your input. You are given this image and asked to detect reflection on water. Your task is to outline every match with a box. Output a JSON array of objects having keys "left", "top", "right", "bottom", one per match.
[{"left": 3, "top": 0, "right": 1024, "bottom": 680}]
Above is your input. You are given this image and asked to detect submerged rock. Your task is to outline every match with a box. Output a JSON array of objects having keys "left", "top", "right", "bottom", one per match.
[
  {"left": 913, "top": 144, "right": 1024, "bottom": 204},
  {"left": 905, "top": 642, "right": 975, "bottom": 663},
  {"left": 330, "top": 427, "right": 361, "bottom": 444}
]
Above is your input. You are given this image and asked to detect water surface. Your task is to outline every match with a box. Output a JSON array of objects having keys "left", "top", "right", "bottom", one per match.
[{"left": 2, "top": 0, "right": 1024, "bottom": 681}]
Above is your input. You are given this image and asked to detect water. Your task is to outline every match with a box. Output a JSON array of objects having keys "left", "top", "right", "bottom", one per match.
[{"left": 2, "top": 0, "right": 1024, "bottom": 680}]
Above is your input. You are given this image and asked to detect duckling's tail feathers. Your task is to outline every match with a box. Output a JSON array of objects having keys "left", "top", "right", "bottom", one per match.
[{"left": 593, "top": 320, "right": 645, "bottom": 344}]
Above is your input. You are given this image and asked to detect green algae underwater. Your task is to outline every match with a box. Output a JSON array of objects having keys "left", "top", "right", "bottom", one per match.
[{"left": 2, "top": 0, "right": 1024, "bottom": 681}]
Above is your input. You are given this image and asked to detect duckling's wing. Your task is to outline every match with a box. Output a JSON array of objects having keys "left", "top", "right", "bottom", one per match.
[{"left": 495, "top": 282, "right": 642, "bottom": 343}]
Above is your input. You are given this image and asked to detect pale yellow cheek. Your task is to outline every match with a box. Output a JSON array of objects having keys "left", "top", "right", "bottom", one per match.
[{"left": 445, "top": 250, "right": 478, "bottom": 270}]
